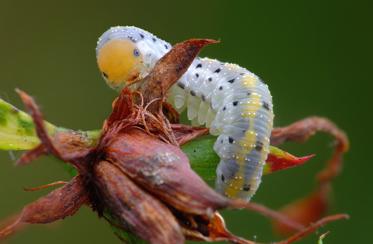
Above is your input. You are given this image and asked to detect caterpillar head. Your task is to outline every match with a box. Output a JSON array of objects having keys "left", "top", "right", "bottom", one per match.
[{"left": 96, "top": 28, "right": 144, "bottom": 90}]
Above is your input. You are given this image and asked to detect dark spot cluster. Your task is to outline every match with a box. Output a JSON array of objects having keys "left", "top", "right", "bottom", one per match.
[
  {"left": 128, "top": 35, "right": 137, "bottom": 43},
  {"left": 262, "top": 101, "right": 270, "bottom": 111}
]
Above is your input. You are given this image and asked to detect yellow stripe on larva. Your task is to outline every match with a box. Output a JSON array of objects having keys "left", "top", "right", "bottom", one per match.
[{"left": 224, "top": 75, "right": 264, "bottom": 198}]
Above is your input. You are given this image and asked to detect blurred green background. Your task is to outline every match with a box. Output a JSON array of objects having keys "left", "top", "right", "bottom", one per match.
[{"left": 0, "top": 0, "right": 371, "bottom": 243}]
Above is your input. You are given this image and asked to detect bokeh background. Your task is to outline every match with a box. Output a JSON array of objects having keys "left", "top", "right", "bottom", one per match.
[{"left": 0, "top": 0, "right": 371, "bottom": 243}]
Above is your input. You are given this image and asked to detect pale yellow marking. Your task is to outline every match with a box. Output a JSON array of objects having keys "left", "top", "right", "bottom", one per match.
[
  {"left": 224, "top": 75, "right": 265, "bottom": 198},
  {"left": 241, "top": 73, "right": 257, "bottom": 88},
  {"left": 97, "top": 39, "right": 143, "bottom": 89}
]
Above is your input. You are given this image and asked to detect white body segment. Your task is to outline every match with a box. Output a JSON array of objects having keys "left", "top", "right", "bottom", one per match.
[{"left": 96, "top": 26, "right": 274, "bottom": 200}]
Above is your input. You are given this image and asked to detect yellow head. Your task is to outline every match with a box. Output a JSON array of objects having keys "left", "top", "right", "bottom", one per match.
[{"left": 97, "top": 39, "right": 143, "bottom": 90}]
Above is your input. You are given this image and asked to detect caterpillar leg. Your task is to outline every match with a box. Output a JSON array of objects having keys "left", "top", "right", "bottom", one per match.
[{"left": 269, "top": 116, "right": 349, "bottom": 235}]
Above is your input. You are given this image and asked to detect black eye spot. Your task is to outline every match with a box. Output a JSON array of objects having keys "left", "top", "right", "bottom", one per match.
[
  {"left": 133, "top": 48, "right": 140, "bottom": 57},
  {"left": 102, "top": 72, "right": 108, "bottom": 79}
]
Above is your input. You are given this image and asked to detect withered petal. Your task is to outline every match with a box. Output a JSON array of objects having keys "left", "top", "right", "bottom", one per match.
[
  {"left": 105, "top": 128, "right": 231, "bottom": 216},
  {"left": 0, "top": 176, "right": 87, "bottom": 239},
  {"left": 93, "top": 160, "right": 184, "bottom": 244}
]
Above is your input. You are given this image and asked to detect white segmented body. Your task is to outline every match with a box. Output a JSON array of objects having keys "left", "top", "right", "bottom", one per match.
[{"left": 96, "top": 26, "right": 274, "bottom": 200}]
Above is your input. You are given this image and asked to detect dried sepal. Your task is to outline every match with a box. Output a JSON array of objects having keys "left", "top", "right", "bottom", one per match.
[
  {"left": 0, "top": 176, "right": 87, "bottom": 239},
  {"left": 94, "top": 160, "right": 184, "bottom": 244}
]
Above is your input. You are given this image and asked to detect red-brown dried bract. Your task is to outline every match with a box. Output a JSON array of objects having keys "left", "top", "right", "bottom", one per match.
[{"left": 0, "top": 39, "right": 348, "bottom": 244}]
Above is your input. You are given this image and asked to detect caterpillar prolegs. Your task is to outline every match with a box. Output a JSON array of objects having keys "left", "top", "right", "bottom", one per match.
[{"left": 96, "top": 26, "right": 274, "bottom": 201}]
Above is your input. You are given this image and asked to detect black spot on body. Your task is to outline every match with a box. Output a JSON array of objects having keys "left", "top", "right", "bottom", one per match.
[
  {"left": 178, "top": 82, "right": 185, "bottom": 89},
  {"left": 219, "top": 86, "right": 223, "bottom": 90},
  {"left": 190, "top": 90, "right": 196, "bottom": 96},
  {"left": 152, "top": 37, "right": 156, "bottom": 42},
  {"left": 227, "top": 78, "right": 235, "bottom": 84},
  {"left": 255, "top": 141, "right": 264, "bottom": 151},
  {"left": 140, "top": 33, "right": 144, "bottom": 39},
  {"left": 228, "top": 137, "right": 234, "bottom": 144},
  {"left": 243, "top": 184, "right": 251, "bottom": 191},
  {"left": 196, "top": 63, "right": 202, "bottom": 68},
  {"left": 233, "top": 101, "right": 238, "bottom": 106},
  {"left": 263, "top": 101, "right": 270, "bottom": 111},
  {"left": 208, "top": 77, "right": 212, "bottom": 82},
  {"left": 222, "top": 106, "right": 226, "bottom": 111},
  {"left": 164, "top": 44, "right": 169, "bottom": 49},
  {"left": 221, "top": 174, "right": 225, "bottom": 182},
  {"left": 221, "top": 139, "right": 224, "bottom": 144},
  {"left": 201, "top": 94, "right": 206, "bottom": 101},
  {"left": 214, "top": 68, "right": 221, "bottom": 73},
  {"left": 195, "top": 73, "right": 199, "bottom": 78},
  {"left": 247, "top": 92, "right": 251, "bottom": 96}
]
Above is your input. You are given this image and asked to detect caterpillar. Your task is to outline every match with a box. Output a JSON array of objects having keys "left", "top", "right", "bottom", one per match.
[{"left": 96, "top": 26, "right": 274, "bottom": 201}]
